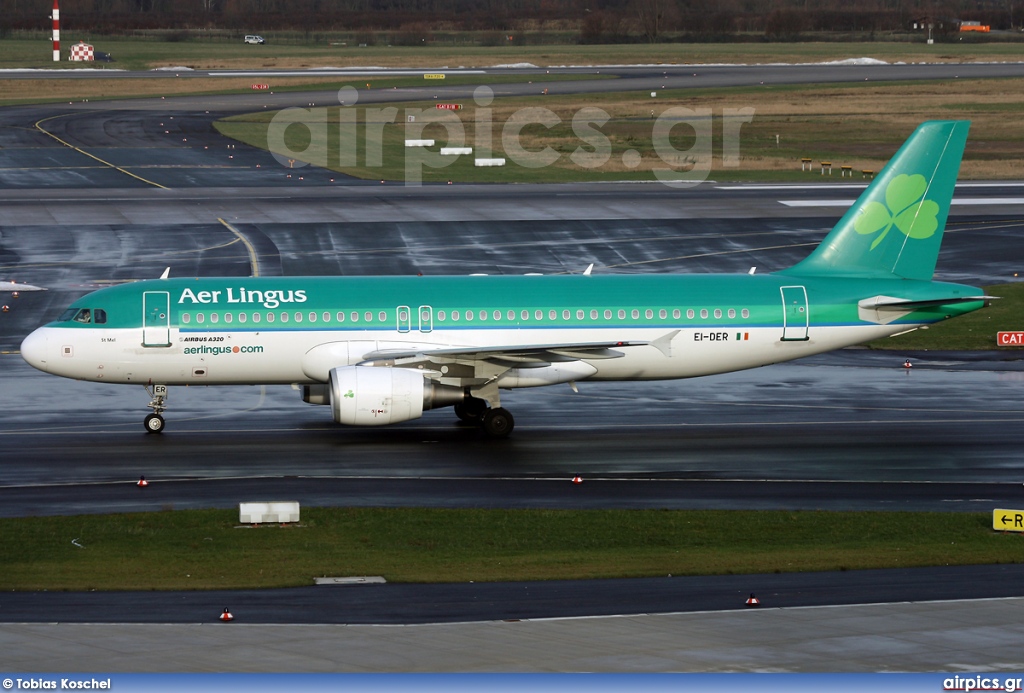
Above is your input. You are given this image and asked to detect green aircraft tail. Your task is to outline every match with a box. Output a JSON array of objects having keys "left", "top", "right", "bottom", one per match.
[{"left": 785, "top": 120, "right": 970, "bottom": 282}]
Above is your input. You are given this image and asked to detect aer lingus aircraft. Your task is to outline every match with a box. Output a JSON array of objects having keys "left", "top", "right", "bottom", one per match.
[{"left": 20, "top": 120, "right": 990, "bottom": 437}]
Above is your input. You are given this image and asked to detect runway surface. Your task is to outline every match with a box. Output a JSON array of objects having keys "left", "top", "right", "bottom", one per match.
[{"left": 2, "top": 65, "right": 1024, "bottom": 668}]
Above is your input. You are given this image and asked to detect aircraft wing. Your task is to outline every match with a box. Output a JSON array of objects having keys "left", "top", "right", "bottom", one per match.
[{"left": 361, "top": 340, "right": 650, "bottom": 367}]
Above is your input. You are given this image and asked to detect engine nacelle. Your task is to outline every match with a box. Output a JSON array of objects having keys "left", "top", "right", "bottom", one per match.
[{"left": 328, "top": 365, "right": 463, "bottom": 426}]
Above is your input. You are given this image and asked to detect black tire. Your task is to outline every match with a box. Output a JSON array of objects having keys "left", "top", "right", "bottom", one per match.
[
  {"left": 144, "top": 413, "right": 165, "bottom": 434},
  {"left": 455, "top": 397, "right": 488, "bottom": 423},
  {"left": 480, "top": 407, "right": 514, "bottom": 438}
]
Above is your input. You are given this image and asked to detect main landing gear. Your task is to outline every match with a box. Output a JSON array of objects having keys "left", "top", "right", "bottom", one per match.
[
  {"left": 143, "top": 384, "right": 168, "bottom": 434},
  {"left": 454, "top": 396, "right": 515, "bottom": 439}
]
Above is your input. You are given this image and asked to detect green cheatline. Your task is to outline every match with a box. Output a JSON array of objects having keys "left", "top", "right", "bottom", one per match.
[{"left": 2, "top": 507, "right": 1020, "bottom": 591}]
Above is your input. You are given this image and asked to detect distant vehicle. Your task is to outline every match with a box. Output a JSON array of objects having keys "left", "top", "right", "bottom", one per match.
[{"left": 244, "top": 35, "right": 265, "bottom": 44}]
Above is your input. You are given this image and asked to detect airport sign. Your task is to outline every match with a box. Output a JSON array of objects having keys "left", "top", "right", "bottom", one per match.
[
  {"left": 436, "top": 104, "right": 463, "bottom": 110},
  {"left": 997, "top": 331, "right": 1024, "bottom": 346},
  {"left": 993, "top": 508, "right": 1024, "bottom": 532},
  {"left": 424, "top": 73, "right": 446, "bottom": 79}
]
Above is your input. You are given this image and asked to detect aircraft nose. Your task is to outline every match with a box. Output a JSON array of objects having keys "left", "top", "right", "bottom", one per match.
[{"left": 20, "top": 328, "right": 50, "bottom": 373}]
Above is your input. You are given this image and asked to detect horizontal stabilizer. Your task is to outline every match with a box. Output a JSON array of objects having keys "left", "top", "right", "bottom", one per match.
[
  {"left": 860, "top": 295, "right": 995, "bottom": 310},
  {"left": 857, "top": 294, "right": 993, "bottom": 325}
]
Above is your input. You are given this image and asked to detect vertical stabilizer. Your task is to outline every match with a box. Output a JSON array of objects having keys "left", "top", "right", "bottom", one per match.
[{"left": 786, "top": 120, "right": 969, "bottom": 281}]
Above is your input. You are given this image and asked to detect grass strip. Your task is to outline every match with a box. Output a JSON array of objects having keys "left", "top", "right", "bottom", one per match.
[
  {"left": 214, "top": 77, "right": 1024, "bottom": 184},
  {"left": 2, "top": 507, "right": 1021, "bottom": 591},
  {"left": 5, "top": 38, "right": 1024, "bottom": 71}
]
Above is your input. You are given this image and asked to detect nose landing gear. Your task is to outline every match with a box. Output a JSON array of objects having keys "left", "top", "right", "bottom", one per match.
[{"left": 144, "top": 384, "right": 168, "bottom": 433}]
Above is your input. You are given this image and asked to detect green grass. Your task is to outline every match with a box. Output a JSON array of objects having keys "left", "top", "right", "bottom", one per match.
[
  {"left": 213, "top": 76, "right": 1024, "bottom": 184},
  {"left": 6, "top": 36, "right": 1024, "bottom": 71},
  {"left": 868, "top": 282, "right": 1024, "bottom": 350},
  {"left": 2, "top": 508, "right": 1022, "bottom": 590}
]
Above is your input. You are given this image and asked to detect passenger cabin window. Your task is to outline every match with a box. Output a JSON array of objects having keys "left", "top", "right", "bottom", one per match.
[{"left": 742, "top": 309, "right": 750, "bottom": 319}]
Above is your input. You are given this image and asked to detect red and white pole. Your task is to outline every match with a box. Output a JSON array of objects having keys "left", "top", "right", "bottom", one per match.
[{"left": 52, "top": 0, "right": 60, "bottom": 62}]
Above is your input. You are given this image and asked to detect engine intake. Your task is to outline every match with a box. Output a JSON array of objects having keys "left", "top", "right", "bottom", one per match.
[{"left": 328, "top": 365, "right": 464, "bottom": 426}]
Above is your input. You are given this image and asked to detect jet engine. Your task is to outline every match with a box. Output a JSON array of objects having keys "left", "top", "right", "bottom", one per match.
[{"left": 327, "top": 365, "right": 464, "bottom": 426}]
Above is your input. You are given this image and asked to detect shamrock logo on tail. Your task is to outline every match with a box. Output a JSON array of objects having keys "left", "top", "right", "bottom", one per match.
[{"left": 854, "top": 173, "right": 940, "bottom": 250}]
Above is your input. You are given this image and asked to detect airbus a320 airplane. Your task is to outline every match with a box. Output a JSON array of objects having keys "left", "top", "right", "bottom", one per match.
[{"left": 20, "top": 121, "right": 990, "bottom": 437}]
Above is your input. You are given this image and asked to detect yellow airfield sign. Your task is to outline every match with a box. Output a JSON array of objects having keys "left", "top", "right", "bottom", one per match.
[
  {"left": 424, "top": 73, "right": 446, "bottom": 79},
  {"left": 993, "top": 509, "right": 1024, "bottom": 532}
]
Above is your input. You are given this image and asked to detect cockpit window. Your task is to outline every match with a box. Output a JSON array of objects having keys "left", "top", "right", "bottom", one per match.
[{"left": 59, "top": 308, "right": 106, "bottom": 324}]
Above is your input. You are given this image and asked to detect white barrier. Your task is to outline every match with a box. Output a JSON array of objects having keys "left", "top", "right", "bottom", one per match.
[
  {"left": 474, "top": 158, "right": 506, "bottom": 167},
  {"left": 314, "top": 576, "right": 388, "bottom": 585},
  {"left": 239, "top": 501, "right": 300, "bottom": 524},
  {"left": 404, "top": 139, "right": 435, "bottom": 147},
  {"left": 440, "top": 147, "right": 473, "bottom": 155}
]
